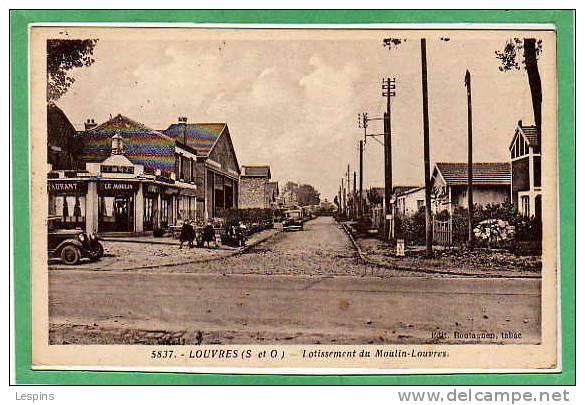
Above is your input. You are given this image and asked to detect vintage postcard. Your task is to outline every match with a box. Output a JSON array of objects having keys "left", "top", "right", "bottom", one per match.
[{"left": 29, "top": 24, "right": 558, "bottom": 374}]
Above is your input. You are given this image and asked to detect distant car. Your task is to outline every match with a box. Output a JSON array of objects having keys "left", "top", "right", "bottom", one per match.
[
  {"left": 47, "top": 217, "right": 104, "bottom": 265},
  {"left": 282, "top": 209, "right": 304, "bottom": 231}
]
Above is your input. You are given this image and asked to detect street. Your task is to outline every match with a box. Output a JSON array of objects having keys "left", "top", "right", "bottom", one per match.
[{"left": 49, "top": 217, "right": 541, "bottom": 345}]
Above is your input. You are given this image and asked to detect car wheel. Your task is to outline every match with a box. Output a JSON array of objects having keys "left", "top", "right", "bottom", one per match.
[
  {"left": 91, "top": 242, "right": 104, "bottom": 260},
  {"left": 60, "top": 245, "right": 81, "bottom": 265}
]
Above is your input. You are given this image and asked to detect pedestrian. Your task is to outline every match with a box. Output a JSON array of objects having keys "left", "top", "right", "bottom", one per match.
[
  {"left": 203, "top": 221, "right": 216, "bottom": 248},
  {"left": 179, "top": 221, "right": 195, "bottom": 249}
]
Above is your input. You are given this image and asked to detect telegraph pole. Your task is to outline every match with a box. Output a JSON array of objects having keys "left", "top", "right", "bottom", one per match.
[
  {"left": 353, "top": 170, "right": 357, "bottom": 219},
  {"left": 465, "top": 70, "right": 474, "bottom": 246},
  {"left": 341, "top": 177, "right": 346, "bottom": 215},
  {"left": 346, "top": 164, "right": 350, "bottom": 218},
  {"left": 420, "top": 39, "right": 433, "bottom": 257},
  {"left": 338, "top": 185, "right": 342, "bottom": 215},
  {"left": 359, "top": 140, "right": 364, "bottom": 219},
  {"left": 382, "top": 78, "right": 396, "bottom": 241}
]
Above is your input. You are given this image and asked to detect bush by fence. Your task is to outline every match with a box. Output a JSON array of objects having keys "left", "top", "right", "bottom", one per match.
[{"left": 395, "top": 202, "right": 541, "bottom": 254}]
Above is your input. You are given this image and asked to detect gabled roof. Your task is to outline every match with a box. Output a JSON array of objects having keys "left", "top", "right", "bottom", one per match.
[
  {"left": 434, "top": 162, "right": 511, "bottom": 186},
  {"left": 80, "top": 114, "right": 176, "bottom": 173},
  {"left": 396, "top": 186, "right": 425, "bottom": 197},
  {"left": 241, "top": 165, "right": 271, "bottom": 178},
  {"left": 393, "top": 186, "right": 421, "bottom": 196},
  {"left": 48, "top": 103, "right": 77, "bottom": 142},
  {"left": 164, "top": 123, "right": 226, "bottom": 156},
  {"left": 509, "top": 122, "right": 539, "bottom": 150}
]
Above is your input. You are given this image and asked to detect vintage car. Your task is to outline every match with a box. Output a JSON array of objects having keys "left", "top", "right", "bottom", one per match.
[
  {"left": 47, "top": 217, "right": 104, "bottom": 265},
  {"left": 282, "top": 209, "right": 304, "bottom": 231}
]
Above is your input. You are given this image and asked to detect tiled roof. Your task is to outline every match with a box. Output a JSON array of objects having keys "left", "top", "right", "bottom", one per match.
[
  {"left": 164, "top": 123, "right": 226, "bottom": 156},
  {"left": 519, "top": 125, "right": 539, "bottom": 146},
  {"left": 80, "top": 114, "right": 176, "bottom": 173},
  {"left": 396, "top": 186, "right": 425, "bottom": 196},
  {"left": 393, "top": 186, "right": 421, "bottom": 196},
  {"left": 241, "top": 165, "right": 271, "bottom": 178},
  {"left": 435, "top": 162, "right": 511, "bottom": 186}
]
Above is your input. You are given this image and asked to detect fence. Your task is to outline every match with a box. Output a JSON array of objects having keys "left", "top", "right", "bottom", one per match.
[{"left": 433, "top": 218, "right": 452, "bottom": 247}]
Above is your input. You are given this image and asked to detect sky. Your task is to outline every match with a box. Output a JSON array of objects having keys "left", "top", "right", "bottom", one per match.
[{"left": 55, "top": 28, "right": 555, "bottom": 201}]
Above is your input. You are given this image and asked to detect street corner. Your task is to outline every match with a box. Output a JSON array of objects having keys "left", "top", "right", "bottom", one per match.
[{"left": 48, "top": 227, "right": 281, "bottom": 272}]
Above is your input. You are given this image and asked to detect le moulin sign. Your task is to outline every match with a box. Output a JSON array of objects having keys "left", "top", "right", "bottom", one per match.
[{"left": 98, "top": 181, "right": 139, "bottom": 193}]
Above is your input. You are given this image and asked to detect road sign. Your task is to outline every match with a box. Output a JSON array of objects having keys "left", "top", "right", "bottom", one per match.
[{"left": 396, "top": 239, "right": 405, "bottom": 256}]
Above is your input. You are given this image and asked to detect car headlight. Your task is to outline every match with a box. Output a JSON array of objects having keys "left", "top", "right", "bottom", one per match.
[
  {"left": 88, "top": 232, "right": 96, "bottom": 241},
  {"left": 78, "top": 234, "right": 86, "bottom": 242}
]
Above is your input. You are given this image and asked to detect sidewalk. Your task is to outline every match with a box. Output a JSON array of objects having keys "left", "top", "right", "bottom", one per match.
[
  {"left": 49, "top": 228, "right": 280, "bottom": 271},
  {"left": 342, "top": 223, "right": 542, "bottom": 278}
]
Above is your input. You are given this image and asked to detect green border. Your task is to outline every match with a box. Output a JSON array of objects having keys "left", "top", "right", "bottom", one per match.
[{"left": 11, "top": 9, "right": 575, "bottom": 385}]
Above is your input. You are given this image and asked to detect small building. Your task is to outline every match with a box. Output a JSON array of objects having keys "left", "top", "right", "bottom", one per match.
[
  {"left": 430, "top": 162, "right": 511, "bottom": 214},
  {"left": 395, "top": 186, "right": 425, "bottom": 217},
  {"left": 238, "top": 165, "right": 272, "bottom": 209},
  {"left": 509, "top": 121, "right": 542, "bottom": 218},
  {"left": 164, "top": 118, "right": 241, "bottom": 219},
  {"left": 47, "top": 103, "right": 83, "bottom": 171}
]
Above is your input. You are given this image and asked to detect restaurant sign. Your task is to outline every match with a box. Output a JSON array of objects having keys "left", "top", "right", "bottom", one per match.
[{"left": 47, "top": 181, "right": 87, "bottom": 194}]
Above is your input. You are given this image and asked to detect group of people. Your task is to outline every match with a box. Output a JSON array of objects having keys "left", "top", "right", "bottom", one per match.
[
  {"left": 179, "top": 221, "right": 216, "bottom": 249},
  {"left": 178, "top": 220, "right": 248, "bottom": 249}
]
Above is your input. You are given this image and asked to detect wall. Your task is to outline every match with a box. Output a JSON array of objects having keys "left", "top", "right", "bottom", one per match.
[
  {"left": 397, "top": 188, "right": 426, "bottom": 217},
  {"left": 512, "top": 157, "right": 530, "bottom": 210},
  {"left": 451, "top": 185, "right": 510, "bottom": 209},
  {"left": 239, "top": 177, "right": 268, "bottom": 209}
]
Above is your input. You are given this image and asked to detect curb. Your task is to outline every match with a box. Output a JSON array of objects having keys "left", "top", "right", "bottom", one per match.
[
  {"left": 99, "top": 238, "right": 180, "bottom": 246},
  {"left": 339, "top": 222, "right": 541, "bottom": 279},
  {"left": 50, "top": 229, "right": 282, "bottom": 272}
]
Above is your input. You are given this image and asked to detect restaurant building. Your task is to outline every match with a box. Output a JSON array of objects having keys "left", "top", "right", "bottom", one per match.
[{"left": 47, "top": 113, "right": 241, "bottom": 234}]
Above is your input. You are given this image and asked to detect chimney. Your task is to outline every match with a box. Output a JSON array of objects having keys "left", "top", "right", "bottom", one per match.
[
  {"left": 178, "top": 117, "right": 188, "bottom": 145},
  {"left": 85, "top": 118, "right": 97, "bottom": 131},
  {"left": 518, "top": 120, "right": 523, "bottom": 127},
  {"left": 111, "top": 133, "right": 125, "bottom": 155}
]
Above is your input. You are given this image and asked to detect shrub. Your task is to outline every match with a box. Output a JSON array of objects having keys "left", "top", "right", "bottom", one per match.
[
  {"left": 439, "top": 202, "right": 541, "bottom": 252},
  {"left": 395, "top": 207, "right": 426, "bottom": 245}
]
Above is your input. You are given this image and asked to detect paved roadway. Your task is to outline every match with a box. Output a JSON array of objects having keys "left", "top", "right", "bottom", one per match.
[{"left": 49, "top": 216, "right": 541, "bottom": 344}]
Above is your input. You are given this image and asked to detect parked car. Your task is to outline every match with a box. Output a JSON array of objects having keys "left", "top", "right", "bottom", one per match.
[
  {"left": 47, "top": 216, "right": 104, "bottom": 265},
  {"left": 282, "top": 209, "right": 304, "bottom": 231}
]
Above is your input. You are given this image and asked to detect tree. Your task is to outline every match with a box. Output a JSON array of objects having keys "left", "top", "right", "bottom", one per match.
[
  {"left": 283, "top": 182, "right": 320, "bottom": 206},
  {"left": 295, "top": 184, "right": 321, "bottom": 206},
  {"left": 47, "top": 39, "right": 98, "bottom": 101},
  {"left": 495, "top": 38, "right": 543, "bottom": 143}
]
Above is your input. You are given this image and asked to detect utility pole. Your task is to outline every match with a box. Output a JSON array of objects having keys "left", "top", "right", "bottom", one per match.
[
  {"left": 338, "top": 185, "right": 342, "bottom": 215},
  {"left": 359, "top": 140, "right": 364, "bottom": 219},
  {"left": 346, "top": 164, "right": 351, "bottom": 218},
  {"left": 382, "top": 78, "right": 396, "bottom": 241},
  {"left": 465, "top": 69, "right": 474, "bottom": 247},
  {"left": 341, "top": 177, "right": 346, "bottom": 215},
  {"left": 420, "top": 39, "right": 433, "bottom": 257},
  {"left": 353, "top": 170, "right": 357, "bottom": 219}
]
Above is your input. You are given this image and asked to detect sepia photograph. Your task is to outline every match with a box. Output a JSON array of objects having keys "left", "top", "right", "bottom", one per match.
[{"left": 29, "top": 25, "right": 558, "bottom": 372}]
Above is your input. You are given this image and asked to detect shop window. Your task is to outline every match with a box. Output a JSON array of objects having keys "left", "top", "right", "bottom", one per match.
[
  {"left": 160, "top": 198, "right": 169, "bottom": 227},
  {"left": 143, "top": 196, "right": 156, "bottom": 231},
  {"left": 99, "top": 195, "right": 134, "bottom": 232},
  {"left": 521, "top": 196, "right": 530, "bottom": 217},
  {"left": 51, "top": 195, "right": 86, "bottom": 229}
]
